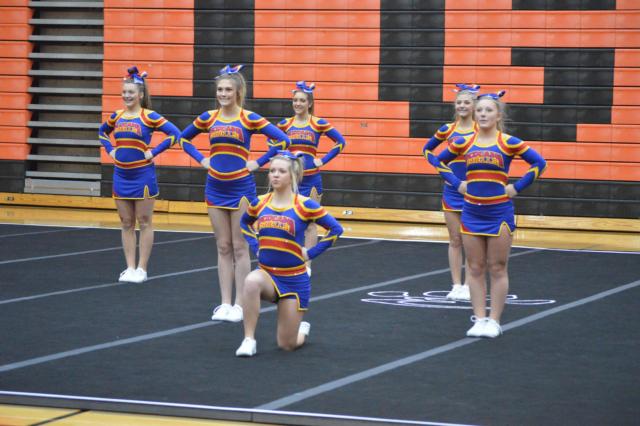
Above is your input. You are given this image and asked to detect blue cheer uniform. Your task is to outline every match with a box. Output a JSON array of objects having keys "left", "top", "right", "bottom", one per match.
[
  {"left": 273, "top": 116, "right": 346, "bottom": 197},
  {"left": 428, "top": 132, "right": 547, "bottom": 236},
  {"left": 423, "top": 121, "right": 478, "bottom": 212},
  {"left": 99, "top": 109, "right": 180, "bottom": 199},
  {"left": 180, "top": 109, "right": 290, "bottom": 209},
  {"left": 240, "top": 193, "right": 343, "bottom": 310}
]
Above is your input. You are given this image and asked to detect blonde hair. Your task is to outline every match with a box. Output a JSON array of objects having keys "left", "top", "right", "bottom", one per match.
[
  {"left": 215, "top": 72, "right": 246, "bottom": 108},
  {"left": 477, "top": 97, "right": 508, "bottom": 132},
  {"left": 268, "top": 153, "right": 304, "bottom": 194},
  {"left": 452, "top": 90, "right": 476, "bottom": 122}
]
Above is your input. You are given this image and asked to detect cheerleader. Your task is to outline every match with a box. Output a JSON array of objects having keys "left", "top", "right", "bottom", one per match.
[
  {"left": 235, "top": 151, "right": 343, "bottom": 356},
  {"left": 423, "top": 83, "right": 479, "bottom": 301},
  {"left": 273, "top": 81, "right": 346, "bottom": 275},
  {"left": 180, "top": 65, "right": 290, "bottom": 323},
  {"left": 98, "top": 66, "right": 181, "bottom": 283},
  {"left": 428, "top": 91, "right": 547, "bottom": 338}
]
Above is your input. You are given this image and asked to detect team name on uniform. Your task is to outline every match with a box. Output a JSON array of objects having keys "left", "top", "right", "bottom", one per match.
[
  {"left": 288, "top": 129, "right": 315, "bottom": 142},
  {"left": 466, "top": 150, "right": 504, "bottom": 168},
  {"left": 209, "top": 125, "right": 245, "bottom": 142},
  {"left": 256, "top": 215, "right": 296, "bottom": 236},
  {"left": 115, "top": 122, "right": 142, "bottom": 136}
]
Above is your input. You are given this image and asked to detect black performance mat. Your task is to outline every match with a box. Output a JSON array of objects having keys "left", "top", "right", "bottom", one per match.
[{"left": 0, "top": 224, "right": 638, "bottom": 425}]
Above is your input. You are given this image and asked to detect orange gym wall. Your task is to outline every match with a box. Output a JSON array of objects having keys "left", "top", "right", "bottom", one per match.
[
  {"left": 0, "top": 0, "right": 32, "bottom": 161},
  {"left": 442, "top": 0, "right": 640, "bottom": 182},
  {"left": 99, "top": 1, "right": 640, "bottom": 182},
  {"left": 101, "top": 0, "right": 196, "bottom": 168}
]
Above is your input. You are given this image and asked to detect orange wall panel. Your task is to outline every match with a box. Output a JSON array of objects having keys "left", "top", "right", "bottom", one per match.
[
  {"left": 0, "top": 76, "right": 31, "bottom": 92},
  {"left": 510, "top": 11, "right": 548, "bottom": 29},
  {"left": 0, "top": 93, "right": 31, "bottom": 109},
  {"left": 0, "top": 1, "right": 29, "bottom": 6},
  {"left": 615, "top": 49, "right": 640, "bottom": 67},
  {"left": 0, "top": 24, "right": 31, "bottom": 40},
  {"left": 103, "top": 44, "right": 194, "bottom": 62},
  {"left": 103, "top": 77, "right": 192, "bottom": 97},
  {"left": 254, "top": 28, "right": 380, "bottom": 47},
  {"left": 612, "top": 107, "right": 640, "bottom": 125},
  {"left": 445, "top": 0, "right": 511, "bottom": 10},
  {"left": 0, "top": 142, "right": 30, "bottom": 160},
  {"left": 0, "top": 41, "right": 32, "bottom": 57},
  {"left": 0, "top": 110, "right": 31, "bottom": 126},
  {"left": 92, "top": 3, "right": 640, "bottom": 187},
  {"left": 152, "top": 149, "right": 192, "bottom": 167},
  {"left": 0, "top": 126, "right": 30, "bottom": 144},
  {"left": 609, "top": 163, "right": 640, "bottom": 181},
  {"left": 442, "top": 85, "right": 543, "bottom": 104},
  {"left": 101, "top": 96, "right": 122, "bottom": 113},
  {"left": 444, "top": 48, "right": 512, "bottom": 65},
  {"left": 613, "top": 87, "right": 640, "bottom": 106},
  {"left": 104, "top": 0, "right": 193, "bottom": 7},
  {"left": 254, "top": 11, "right": 380, "bottom": 29},
  {"left": 337, "top": 118, "right": 409, "bottom": 138},
  {"left": 104, "top": 26, "right": 193, "bottom": 44},
  {"left": 445, "top": 11, "right": 638, "bottom": 30},
  {"left": 0, "top": 58, "right": 30, "bottom": 75},
  {"left": 0, "top": 4, "right": 31, "bottom": 161},
  {"left": 611, "top": 125, "right": 640, "bottom": 144},
  {"left": 577, "top": 125, "right": 612, "bottom": 143},
  {"left": 614, "top": 68, "right": 640, "bottom": 86},
  {"left": 104, "top": 9, "right": 194, "bottom": 27},
  {"left": 314, "top": 101, "right": 409, "bottom": 120},
  {"left": 255, "top": 0, "right": 379, "bottom": 9},
  {"left": 578, "top": 125, "right": 640, "bottom": 144},
  {"left": 443, "top": 66, "right": 544, "bottom": 85},
  {"left": 611, "top": 143, "right": 640, "bottom": 163},
  {"left": 253, "top": 64, "right": 379, "bottom": 83},
  {"left": 253, "top": 82, "right": 379, "bottom": 101},
  {"left": 617, "top": 0, "right": 640, "bottom": 9},
  {"left": 0, "top": 7, "right": 32, "bottom": 24},
  {"left": 546, "top": 12, "right": 582, "bottom": 28},
  {"left": 254, "top": 46, "right": 379, "bottom": 65},
  {"left": 103, "top": 61, "right": 193, "bottom": 80},
  {"left": 446, "top": 29, "right": 640, "bottom": 49}
]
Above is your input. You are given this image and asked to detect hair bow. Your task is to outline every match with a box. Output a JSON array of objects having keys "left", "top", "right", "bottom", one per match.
[
  {"left": 453, "top": 83, "right": 480, "bottom": 94},
  {"left": 125, "top": 66, "right": 147, "bottom": 85},
  {"left": 477, "top": 90, "right": 506, "bottom": 100},
  {"left": 219, "top": 64, "right": 244, "bottom": 76},
  {"left": 275, "top": 150, "right": 301, "bottom": 160},
  {"left": 294, "top": 81, "right": 316, "bottom": 94}
]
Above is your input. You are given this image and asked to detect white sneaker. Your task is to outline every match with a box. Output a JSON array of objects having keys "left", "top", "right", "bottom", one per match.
[
  {"left": 454, "top": 284, "right": 471, "bottom": 301},
  {"left": 211, "top": 303, "right": 232, "bottom": 321},
  {"left": 480, "top": 318, "right": 503, "bottom": 338},
  {"left": 226, "top": 304, "right": 243, "bottom": 323},
  {"left": 298, "top": 321, "right": 311, "bottom": 337},
  {"left": 235, "top": 337, "right": 257, "bottom": 357},
  {"left": 466, "top": 316, "right": 488, "bottom": 337},
  {"left": 118, "top": 268, "right": 136, "bottom": 283},
  {"left": 446, "top": 284, "right": 462, "bottom": 300},
  {"left": 130, "top": 267, "right": 147, "bottom": 283}
]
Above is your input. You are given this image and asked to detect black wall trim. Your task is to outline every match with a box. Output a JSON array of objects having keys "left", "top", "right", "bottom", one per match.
[
  {"left": 0, "top": 161, "right": 26, "bottom": 193},
  {"left": 100, "top": 166, "right": 640, "bottom": 219},
  {"left": 512, "top": 0, "right": 616, "bottom": 10}
]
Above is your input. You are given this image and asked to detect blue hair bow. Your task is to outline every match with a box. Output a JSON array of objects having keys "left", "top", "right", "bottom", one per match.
[
  {"left": 219, "top": 64, "right": 244, "bottom": 76},
  {"left": 125, "top": 66, "right": 147, "bottom": 85},
  {"left": 453, "top": 83, "right": 480, "bottom": 94},
  {"left": 276, "top": 150, "right": 301, "bottom": 160},
  {"left": 295, "top": 81, "right": 316, "bottom": 94},
  {"left": 477, "top": 90, "right": 506, "bottom": 100}
]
